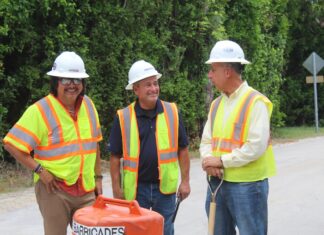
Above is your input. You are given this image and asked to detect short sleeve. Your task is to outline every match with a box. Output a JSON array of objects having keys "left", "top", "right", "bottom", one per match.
[
  {"left": 3, "top": 104, "right": 46, "bottom": 154},
  {"left": 107, "top": 114, "right": 123, "bottom": 156},
  {"left": 178, "top": 111, "right": 189, "bottom": 148}
]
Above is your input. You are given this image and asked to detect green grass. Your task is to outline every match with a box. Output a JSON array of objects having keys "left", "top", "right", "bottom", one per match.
[
  {"left": 1, "top": 127, "right": 324, "bottom": 193},
  {"left": 272, "top": 126, "right": 324, "bottom": 140},
  {"left": 0, "top": 161, "right": 33, "bottom": 193},
  {"left": 189, "top": 126, "right": 324, "bottom": 158}
]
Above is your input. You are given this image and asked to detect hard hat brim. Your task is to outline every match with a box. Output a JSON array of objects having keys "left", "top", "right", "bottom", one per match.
[
  {"left": 46, "top": 70, "right": 89, "bottom": 79},
  {"left": 125, "top": 73, "right": 162, "bottom": 90},
  {"left": 205, "top": 58, "right": 250, "bottom": 64}
]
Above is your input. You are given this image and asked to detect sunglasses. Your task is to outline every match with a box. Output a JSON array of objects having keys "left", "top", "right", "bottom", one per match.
[{"left": 59, "top": 78, "right": 82, "bottom": 85}]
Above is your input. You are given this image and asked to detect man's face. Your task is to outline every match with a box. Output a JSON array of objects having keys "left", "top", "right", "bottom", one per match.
[
  {"left": 57, "top": 78, "right": 83, "bottom": 104},
  {"left": 208, "top": 63, "right": 229, "bottom": 92},
  {"left": 133, "top": 76, "right": 159, "bottom": 109}
]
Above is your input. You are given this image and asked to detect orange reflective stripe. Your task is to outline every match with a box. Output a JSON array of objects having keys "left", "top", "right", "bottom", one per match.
[
  {"left": 45, "top": 96, "right": 64, "bottom": 142},
  {"left": 36, "top": 97, "right": 64, "bottom": 145},
  {"left": 159, "top": 147, "right": 178, "bottom": 153},
  {"left": 35, "top": 102, "right": 52, "bottom": 144},
  {"left": 212, "top": 137, "right": 242, "bottom": 152},
  {"left": 35, "top": 149, "right": 96, "bottom": 161},
  {"left": 211, "top": 97, "right": 222, "bottom": 133},
  {"left": 73, "top": 115, "right": 85, "bottom": 176},
  {"left": 83, "top": 96, "right": 99, "bottom": 138},
  {"left": 9, "top": 124, "right": 40, "bottom": 147},
  {"left": 238, "top": 93, "right": 259, "bottom": 141},
  {"left": 124, "top": 105, "right": 132, "bottom": 157},
  {"left": 34, "top": 141, "right": 97, "bottom": 159},
  {"left": 35, "top": 144, "right": 79, "bottom": 159},
  {"left": 158, "top": 102, "right": 178, "bottom": 163},
  {"left": 118, "top": 105, "right": 131, "bottom": 158},
  {"left": 118, "top": 103, "right": 140, "bottom": 175},
  {"left": 211, "top": 90, "right": 264, "bottom": 154},
  {"left": 161, "top": 102, "right": 177, "bottom": 148},
  {"left": 123, "top": 157, "right": 138, "bottom": 172},
  {"left": 5, "top": 133, "right": 33, "bottom": 152},
  {"left": 232, "top": 91, "right": 259, "bottom": 142},
  {"left": 35, "top": 138, "right": 97, "bottom": 150},
  {"left": 160, "top": 151, "right": 177, "bottom": 161},
  {"left": 160, "top": 158, "right": 177, "bottom": 164},
  {"left": 218, "top": 139, "right": 241, "bottom": 152}
]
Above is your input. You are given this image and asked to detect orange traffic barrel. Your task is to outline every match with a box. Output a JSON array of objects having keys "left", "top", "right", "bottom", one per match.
[{"left": 72, "top": 195, "right": 164, "bottom": 235}]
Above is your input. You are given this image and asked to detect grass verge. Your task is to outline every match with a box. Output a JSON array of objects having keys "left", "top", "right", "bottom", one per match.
[
  {"left": 0, "top": 161, "right": 33, "bottom": 193},
  {"left": 1, "top": 127, "right": 323, "bottom": 193},
  {"left": 271, "top": 126, "right": 324, "bottom": 144}
]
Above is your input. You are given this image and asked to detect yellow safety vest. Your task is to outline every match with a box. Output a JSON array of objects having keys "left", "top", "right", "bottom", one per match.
[
  {"left": 210, "top": 88, "right": 276, "bottom": 182},
  {"left": 118, "top": 101, "right": 179, "bottom": 200},
  {"left": 4, "top": 94, "right": 102, "bottom": 191}
]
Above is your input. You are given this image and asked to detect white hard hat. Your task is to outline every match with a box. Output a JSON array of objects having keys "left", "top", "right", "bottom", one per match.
[
  {"left": 205, "top": 40, "right": 250, "bottom": 64},
  {"left": 126, "top": 60, "right": 162, "bottom": 90},
  {"left": 47, "top": 51, "right": 89, "bottom": 79}
]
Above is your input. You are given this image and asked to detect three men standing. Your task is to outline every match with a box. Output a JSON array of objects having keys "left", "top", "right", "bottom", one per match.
[{"left": 3, "top": 40, "right": 276, "bottom": 235}]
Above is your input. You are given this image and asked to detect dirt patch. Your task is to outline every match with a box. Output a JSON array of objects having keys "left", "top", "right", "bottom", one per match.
[{"left": 0, "top": 187, "right": 36, "bottom": 214}]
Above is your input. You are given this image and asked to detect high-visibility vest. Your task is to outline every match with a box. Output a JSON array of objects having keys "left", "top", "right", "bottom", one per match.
[
  {"left": 118, "top": 101, "right": 179, "bottom": 200},
  {"left": 4, "top": 94, "right": 102, "bottom": 191},
  {"left": 210, "top": 88, "right": 276, "bottom": 182}
]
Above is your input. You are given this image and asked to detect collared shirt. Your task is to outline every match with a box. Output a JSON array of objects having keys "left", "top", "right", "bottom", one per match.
[
  {"left": 108, "top": 99, "right": 189, "bottom": 183},
  {"left": 200, "top": 81, "right": 270, "bottom": 168}
]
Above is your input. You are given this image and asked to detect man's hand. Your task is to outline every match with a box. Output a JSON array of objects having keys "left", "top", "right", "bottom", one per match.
[
  {"left": 177, "top": 180, "right": 191, "bottom": 201},
  {"left": 112, "top": 186, "right": 124, "bottom": 199},
  {"left": 205, "top": 167, "right": 223, "bottom": 179},
  {"left": 202, "top": 156, "right": 223, "bottom": 170},
  {"left": 95, "top": 178, "right": 103, "bottom": 197},
  {"left": 39, "top": 169, "right": 61, "bottom": 194},
  {"left": 202, "top": 156, "right": 224, "bottom": 179}
]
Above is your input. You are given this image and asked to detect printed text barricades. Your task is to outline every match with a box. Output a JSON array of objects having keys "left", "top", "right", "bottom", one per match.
[{"left": 72, "top": 195, "right": 164, "bottom": 235}]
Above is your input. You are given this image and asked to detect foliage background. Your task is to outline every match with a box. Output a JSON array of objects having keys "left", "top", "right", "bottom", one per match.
[{"left": 0, "top": 0, "right": 323, "bottom": 159}]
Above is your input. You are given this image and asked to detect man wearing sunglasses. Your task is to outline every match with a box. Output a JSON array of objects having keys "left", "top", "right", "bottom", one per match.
[{"left": 3, "top": 51, "right": 103, "bottom": 235}]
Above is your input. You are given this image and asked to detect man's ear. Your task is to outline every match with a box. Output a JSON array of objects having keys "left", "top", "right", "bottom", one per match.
[
  {"left": 224, "top": 67, "right": 232, "bottom": 78},
  {"left": 133, "top": 84, "right": 138, "bottom": 95}
]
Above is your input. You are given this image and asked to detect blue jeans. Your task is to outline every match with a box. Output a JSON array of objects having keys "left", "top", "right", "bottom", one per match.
[
  {"left": 136, "top": 182, "right": 176, "bottom": 235},
  {"left": 205, "top": 177, "right": 269, "bottom": 235}
]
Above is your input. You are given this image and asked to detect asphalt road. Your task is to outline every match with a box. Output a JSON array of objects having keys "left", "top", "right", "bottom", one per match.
[{"left": 0, "top": 136, "right": 323, "bottom": 235}]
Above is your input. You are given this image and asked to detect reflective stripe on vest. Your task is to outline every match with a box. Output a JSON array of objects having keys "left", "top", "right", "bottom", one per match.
[
  {"left": 34, "top": 141, "right": 97, "bottom": 159},
  {"left": 33, "top": 96, "right": 98, "bottom": 159},
  {"left": 118, "top": 101, "right": 179, "bottom": 200},
  {"left": 36, "top": 96, "right": 63, "bottom": 145},
  {"left": 4, "top": 94, "right": 101, "bottom": 190},
  {"left": 210, "top": 88, "right": 276, "bottom": 182},
  {"left": 6, "top": 124, "right": 40, "bottom": 151},
  {"left": 211, "top": 90, "right": 260, "bottom": 152},
  {"left": 84, "top": 97, "right": 101, "bottom": 138}
]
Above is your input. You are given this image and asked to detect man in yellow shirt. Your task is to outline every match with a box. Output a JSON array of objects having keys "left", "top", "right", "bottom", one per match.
[
  {"left": 3, "top": 51, "right": 103, "bottom": 235},
  {"left": 200, "top": 40, "right": 276, "bottom": 235}
]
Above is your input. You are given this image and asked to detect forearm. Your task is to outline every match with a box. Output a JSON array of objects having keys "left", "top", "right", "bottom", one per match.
[
  {"left": 109, "top": 155, "right": 122, "bottom": 190},
  {"left": 95, "top": 144, "right": 102, "bottom": 176},
  {"left": 177, "top": 146, "right": 190, "bottom": 200},
  {"left": 199, "top": 117, "right": 213, "bottom": 159},
  {"left": 178, "top": 147, "right": 190, "bottom": 183},
  {"left": 4, "top": 142, "right": 38, "bottom": 171}
]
